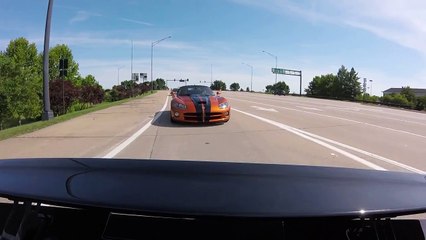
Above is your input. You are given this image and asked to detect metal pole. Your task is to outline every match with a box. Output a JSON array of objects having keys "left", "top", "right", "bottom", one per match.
[
  {"left": 151, "top": 36, "right": 171, "bottom": 92},
  {"left": 250, "top": 66, "right": 253, "bottom": 92},
  {"left": 62, "top": 74, "right": 65, "bottom": 114},
  {"left": 150, "top": 42, "right": 153, "bottom": 92},
  {"left": 370, "top": 80, "right": 373, "bottom": 95},
  {"left": 275, "top": 56, "right": 277, "bottom": 84},
  {"left": 242, "top": 62, "right": 253, "bottom": 92},
  {"left": 42, "top": 0, "right": 54, "bottom": 120},
  {"left": 117, "top": 67, "right": 121, "bottom": 85},
  {"left": 299, "top": 71, "right": 302, "bottom": 96},
  {"left": 262, "top": 50, "right": 278, "bottom": 84},
  {"left": 131, "top": 40, "right": 133, "bottom": 80}
]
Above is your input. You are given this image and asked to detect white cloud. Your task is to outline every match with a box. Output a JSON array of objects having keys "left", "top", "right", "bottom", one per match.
[
  {"left": 120, "top": 18, "right": 153, "bottom": 26},
  {"left": 69, "top": 10, "right": 101, "bottom": 24},
  {"left": 232, "top": 0, "right": 426, "bottom": 56},
  {"left": 14, "top": 34, "right": 199, "bottom": 51}
]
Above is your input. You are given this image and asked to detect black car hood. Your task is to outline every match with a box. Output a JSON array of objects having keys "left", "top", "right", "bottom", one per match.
[{"left": 0, "top": 158, "right": 425, "bottom": 219}]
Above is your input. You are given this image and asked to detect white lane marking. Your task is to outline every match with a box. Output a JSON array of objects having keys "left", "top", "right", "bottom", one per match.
[
  {"left": 229, "top": 97, "right": 426, "bottom": 140},
  {"left": 251, "top": 106, "right": 278, "bottom": 112},
  {"left": 297, "top": 106, "right": 322, "bottom": 111},
  {"left": 233, "top": 108, "right": 387, "bottom": 171},
  {"left": 233, "top": 93, "right": 426, "bottom": 122},
  {"left": 325, "top": 106, "right": 426, "bottom": 127},
  {"left": 234, "top": 107, "right": 426, "bottom": 174},
  {"left": 297, "top": 128, "right": 426, "bottom": 174},
  {"left": 103, "top": 96, "right": 169, "bottom": 158}
]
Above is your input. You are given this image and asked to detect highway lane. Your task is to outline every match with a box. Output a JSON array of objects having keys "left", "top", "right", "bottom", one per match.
[
  {"left": 224, "top": 92, "right": 426, "bottom": 173},
  {"left": 112, "top": 91, "right": 426, "bottom": 174},
  {"left": 1, "top": 90, "right": 426, "bottom": 175}
]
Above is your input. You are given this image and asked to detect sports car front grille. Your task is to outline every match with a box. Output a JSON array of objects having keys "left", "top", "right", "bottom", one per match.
[{"left": 184, "top": 112, "right": 224, "bottom": 121}]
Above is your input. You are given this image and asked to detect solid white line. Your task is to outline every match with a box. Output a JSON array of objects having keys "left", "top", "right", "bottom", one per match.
[
  {"left": 233, "top": 108, "right": 387, "bottom": 171},
  {"left": 297, "top": 130, "right": 426, "bottom": 174},
  {"left": 229, "top": 97, "right": 426, "bottom": 139},
  {"left": 102, "top": 96, "right": 169, "bottom": 158}
]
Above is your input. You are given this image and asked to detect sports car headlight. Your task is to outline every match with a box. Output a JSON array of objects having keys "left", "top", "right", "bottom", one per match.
[
  {"left": 172, "top": 102, "right": 187, "bottom": 109},
  {"left": 219, "top": 102, "right": 229, "bottom": 109}
]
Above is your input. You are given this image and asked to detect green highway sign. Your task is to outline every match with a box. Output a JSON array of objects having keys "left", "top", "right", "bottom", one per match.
[
  {"left": 272, "top": 68, "right": 301, "bottom": 76},
  {"left": 272, "top": 68, "right": 284, "bottom": 74},
  {"left": 271, "top": 67, "right": 303, "bottom": 96}
]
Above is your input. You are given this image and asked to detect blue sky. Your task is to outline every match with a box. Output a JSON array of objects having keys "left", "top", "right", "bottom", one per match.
[{"left": 1, "top": 0, "right": 426, "bottom": 95}]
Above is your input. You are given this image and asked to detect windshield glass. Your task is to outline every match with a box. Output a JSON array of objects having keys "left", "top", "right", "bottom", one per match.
[
  {"left": 177, "top": 86, "right": 214, "bottom": 96},
  {"left": 1, "top": 1, "right": 426, "bottom": 180}
]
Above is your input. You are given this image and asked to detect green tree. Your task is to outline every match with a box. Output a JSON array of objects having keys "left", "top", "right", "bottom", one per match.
[
  {"left": 155, "top": 78, "right": 166, "bottom": 90},
  {"left": 415, "top": 96, "right": 426, "bottom": 110},
  {"left": 2, "top": 37, "right": 42, "bottom": 125},
  {"left": 0, "top": 53, "right": 10, "bottom": 128},
  {"left": 230, "top": 82, "right": 240, "bottom": 91},
  {"left": 273, "top": 81, "right": 289, "bottom": 95},
  {"left": 334, "top": 66, "right": 361, "bottom": 99},
  {"left": 306, "top": 66, "right": 360, "bottom": 100},
  {"left": 382, "top": 94, "right": 410, "bottom": 107},
  {"left": 74, "top": 74, "right": 98, "bottom": 87},
  {"left": 400, "top": 86, "right": 416, "bottom": 104},
  {"left": 305, "top": 74, "right": 336, "bottom": 97},
  {"left": 246, "top": 87, "right": 250, "bottom": 92},
  {"left": 48, "top": 44, "right": 79, "bottom": 82},
  {"left": 265, "top": 85, "right": 273, "bottom": 93},
  {"left": 210, "top": 80, "right": 226, "bottom": 90}
]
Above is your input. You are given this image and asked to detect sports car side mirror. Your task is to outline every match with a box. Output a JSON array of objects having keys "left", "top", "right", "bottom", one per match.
[{"left": 216, "top": 91, "right": 221, "bottom": 95}]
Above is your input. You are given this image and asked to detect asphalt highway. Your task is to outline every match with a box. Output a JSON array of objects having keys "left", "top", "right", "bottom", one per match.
[{"left": 1, "top": 90, "right": 426, "bottom": 175}]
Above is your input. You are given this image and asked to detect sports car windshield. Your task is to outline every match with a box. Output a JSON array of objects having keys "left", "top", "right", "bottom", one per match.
[{"left": 177, "top": 86, "right": 215, "bottom": 96}]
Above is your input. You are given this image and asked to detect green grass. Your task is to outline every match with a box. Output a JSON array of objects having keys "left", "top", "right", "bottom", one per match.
[{"left": 0, "top": 91, "right": 156, "bottom": 141}]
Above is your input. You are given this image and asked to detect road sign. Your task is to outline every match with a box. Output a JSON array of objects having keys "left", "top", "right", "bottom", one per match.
[
  {"left": 271, "top": 68, "right": 303, "bottom": 96},
  {"left": 272, "top": 68, "right": 301, "bottom": 76},
  {"left": 140, "top": 73, "right": 147, "bottom": 82},
  {"left": 272, "top": 68, "right": 284, "bottom": 74},
  {"left": 132, "top": 73, "right": 139, "bottom": 81}
]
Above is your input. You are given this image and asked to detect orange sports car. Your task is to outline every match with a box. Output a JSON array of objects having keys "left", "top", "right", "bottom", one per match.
[{"left": 170, "top": 85, "right": 230, "bottom": 123}]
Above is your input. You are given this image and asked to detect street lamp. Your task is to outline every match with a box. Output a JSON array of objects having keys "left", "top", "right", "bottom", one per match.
[
  {"left": 117, "top": 66, "right": 124, "bottom": 86},
  {"left": 262, "top": 50, "right": 278, "bottom": 84},
  {"left": 151, "top": 36, "right": 171, "bottom": 92},
  {"left": 369, "top": 79, "right": 373, "bottom": 95},
  {"left": 42, "top": 0, "right": 54, "bottom": 120},
  {"left": 242, "top": 62, "right": 253, "bottom": 92}
]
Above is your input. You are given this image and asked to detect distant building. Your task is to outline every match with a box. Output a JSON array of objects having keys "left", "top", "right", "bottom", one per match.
[{"left": 383, "top": 88, "right": 426, "bottom": 97}]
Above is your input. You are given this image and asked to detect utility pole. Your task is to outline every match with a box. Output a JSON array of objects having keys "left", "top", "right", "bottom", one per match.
[
  {"left": 242, "top": 62, "right": 253, "bottom": 92},
  {"left": 262, "top": 50, "right": 278, "bottom": 84},
  {"left": 42, "top": 0, "right": 54, "bottom": 120},
  {"left": 151, "top": 36, "right": 171, "bottom": 92},
  {"left": 130, "top": 40, "right": 133, "bottom": 80}
]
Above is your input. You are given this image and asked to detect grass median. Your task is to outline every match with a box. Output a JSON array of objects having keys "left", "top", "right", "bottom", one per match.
[{"left": 0, "top": 91, "right": 157, "bottom": 141}]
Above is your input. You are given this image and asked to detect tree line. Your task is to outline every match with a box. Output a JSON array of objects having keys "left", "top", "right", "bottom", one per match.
[
  {"left": 305, "top": 65, "right": 426, "bottom": 110},
  {"left": 0, "top": 37, "right": 167, "bottom": 130}
]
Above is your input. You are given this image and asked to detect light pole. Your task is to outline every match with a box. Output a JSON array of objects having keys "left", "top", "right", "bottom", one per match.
[
  {"left": 130, "top": 40, "right": 133, "bottom": 80},
  {"left": 42, "top": 0, "right": 54, "bottom": 120},
  {"left": 151, "top": 36, "right": 171, "bottom": 92},
  {"left": 117, "top": 66, "right": 124, "bottom": 85},
  {"left": 369, "top": 79, "right": 373, "bottom": 95},
  {"left": 242, "top": 62, "right": 253, "bottom": 92},
  {"left": 262, "top": 50, "right": 278, "bottom": 84}
]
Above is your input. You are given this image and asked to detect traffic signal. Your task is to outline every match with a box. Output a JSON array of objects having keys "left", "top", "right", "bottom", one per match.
[{"left": 59, "top": 59, "right": 68, "bottom": 77}]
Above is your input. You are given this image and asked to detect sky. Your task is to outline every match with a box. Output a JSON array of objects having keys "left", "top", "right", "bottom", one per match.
[{"left": 1, "top": 0, "right": 426, "bottom": 95}]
